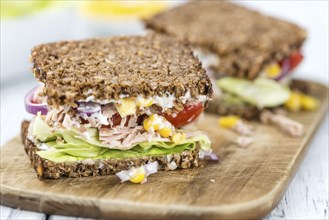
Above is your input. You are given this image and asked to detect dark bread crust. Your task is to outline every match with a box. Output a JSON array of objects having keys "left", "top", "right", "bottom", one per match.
[
  {"left": 31, "top": 33, "right": 213, "bottom": 108},
  {"left": 145, "top": 1, "right": 307, "bottom": 80},
  {"left": 21, "top": 121, "right": 200, "bottom": 180},
  {"left": 206, "top": 97, "right": 261, "bottom": 120}
]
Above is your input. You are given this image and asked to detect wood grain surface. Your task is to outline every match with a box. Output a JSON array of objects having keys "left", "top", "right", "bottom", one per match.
[{"left": 0, "top": 80, "right": 328, "bottom": 220}]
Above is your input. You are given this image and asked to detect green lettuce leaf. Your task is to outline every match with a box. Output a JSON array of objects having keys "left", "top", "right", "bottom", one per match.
[
  {"left": 32, "top": 114, "right": 211, "bottom": 163},
  {"left": 32, "top": 113, "right": 56, "bottom": 142}
]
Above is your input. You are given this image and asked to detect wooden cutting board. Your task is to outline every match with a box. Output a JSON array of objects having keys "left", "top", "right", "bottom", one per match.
[{"left": 1, "top": 80, "right": 328, "bottom": 219}]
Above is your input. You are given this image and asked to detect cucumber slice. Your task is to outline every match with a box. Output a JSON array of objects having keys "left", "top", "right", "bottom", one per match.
[{"left": 217, "top": 77, "right": 291, "bottom": 108}]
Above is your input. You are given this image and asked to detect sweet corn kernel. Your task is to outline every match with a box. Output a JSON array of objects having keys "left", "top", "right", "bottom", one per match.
[
  {"left": 136, "top": 97, "right": 154, "bottom": 108},
  {"left": 285, "top": 91, "right": 301, "bottom": 112},
  {"left": 143, "top": 114, "right": 160, "bottom": 131},
  {"left": 130, "top": 169, "right": 146, "bottom": 184},
  {"left": 300, "top": 95, "right": 319, "bottom": 111},
  {"left": 218, "top": 116, "right": 240, "bottom": 128},
  {"left": 143, "top": 118, "right": 152, "bottom": 131},
  {"left": 172, "top": 133, "right": 186, "bottom": 143},
  {"left": 158, "top": 127, "right": 172, "bottom": 138},
  {"left": 37, "top": 165, "right": 43, "bottom": 177},
  {"left": 265, "top": 63, "right": 281, "bottom": 78},
  {"left": 115, "top": 98, "right": 137, "bottom": 117}
]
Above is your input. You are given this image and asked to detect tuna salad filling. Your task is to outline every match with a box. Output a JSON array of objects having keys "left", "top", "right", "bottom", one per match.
[{"left": 25, "top": 86, "right": 212, "bottom": 163}]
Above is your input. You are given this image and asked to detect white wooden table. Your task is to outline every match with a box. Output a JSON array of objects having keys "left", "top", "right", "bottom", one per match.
[{"left": 1, "top": 2, "right": 328, "bottom": 219}]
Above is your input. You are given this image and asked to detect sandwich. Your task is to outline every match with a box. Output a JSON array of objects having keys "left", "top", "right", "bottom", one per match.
[
  {"left": 144, "top": 1, "right": 312, "bottom": 120},
  {"left": 23, "top": 34, "right": 213, "bottom": 181}
]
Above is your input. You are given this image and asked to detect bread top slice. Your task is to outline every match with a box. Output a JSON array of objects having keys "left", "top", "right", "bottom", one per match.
[
  {"left": 31, "top": 34, "right": 213, "bottom": 108},
  {"left": 144, "top": 2, "right": 307, "bottom": 80}
]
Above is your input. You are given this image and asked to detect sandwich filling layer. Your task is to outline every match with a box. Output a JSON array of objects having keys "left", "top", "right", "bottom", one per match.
[
  {"left": 194, "top": 49, "right": 303, "bottom": 110},
  {"left": 27, "top": 86, "right": 212, "bottom": 164}
]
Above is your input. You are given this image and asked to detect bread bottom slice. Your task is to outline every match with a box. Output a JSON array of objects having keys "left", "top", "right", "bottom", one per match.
[
  {"left": 206, "top": 97, "right": 261, "bottom": 119},
  {"left": 21, "top": 121, "right": 200, "bottom": 180}
]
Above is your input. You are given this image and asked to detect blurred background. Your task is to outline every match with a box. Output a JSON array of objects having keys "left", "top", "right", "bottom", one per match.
[{"left": 1, "top": 1, "right": 328, "bottom": 85}]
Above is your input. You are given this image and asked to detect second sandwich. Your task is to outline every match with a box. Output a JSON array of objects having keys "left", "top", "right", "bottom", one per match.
[{"left": 145, "top": 1, "right": 308, "bottom": 119}]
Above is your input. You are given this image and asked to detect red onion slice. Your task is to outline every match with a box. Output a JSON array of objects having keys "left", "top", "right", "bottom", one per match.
[
  {"left": 275, "top": 58, "right": 291, "bottom": 81},
  {"left": 24, "top": 87, "right": 48, "bottom": 115},
  {"left": 199, "top": 150, "right": 219, "bottom": 161}
]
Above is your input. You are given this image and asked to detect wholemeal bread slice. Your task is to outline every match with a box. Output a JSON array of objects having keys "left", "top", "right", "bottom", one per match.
[
  {"left": 206, "top": 97, "right": 261, "bottom": 120},
  {"left": 145, "top": 1, "right": 307, "bottom": 80},
  {"left": 31, "top": 33, "right": 212, "bottom": 108},
  {"left": 21, "top": 121, "right": 200, "bottom": 180}
]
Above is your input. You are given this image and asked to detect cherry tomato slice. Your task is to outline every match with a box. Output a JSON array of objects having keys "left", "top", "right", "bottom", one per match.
[
  {"left": 163, "top": 102, "right": 204, "bottom": 128},
  {"left": 100, "top": 113, "right": 147, "bottom": 128},
  {"left": 288, "top": 51, "right": 303, "bottom": 70},
  {"left": 111, "top": 113, "right": 123, "bottom": 126},
  {"left": 279, "top": 51, "right": 303, "bottom": 71},
  {"left": 93, "top": 103, "right": 204, "bottom": 129}
]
